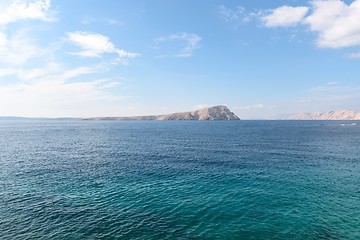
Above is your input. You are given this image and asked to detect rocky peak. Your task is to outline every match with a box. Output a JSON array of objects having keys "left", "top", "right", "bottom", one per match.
[
  {"left": 288, "top": 109, "right": 360, "bottom": 120},
  {"left": 85, "top": 105, "right": 240, "bottom": 121},
  {"left": 157, "top": 105, "right": 240, "bottom": 120},
  {"left": 193, "top": 105, "right": 240, "bottom": 120}
]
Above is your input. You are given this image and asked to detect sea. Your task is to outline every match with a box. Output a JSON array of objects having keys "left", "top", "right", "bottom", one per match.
[{"left": 0, "top": 120, "right": 359, "bottom": 239}]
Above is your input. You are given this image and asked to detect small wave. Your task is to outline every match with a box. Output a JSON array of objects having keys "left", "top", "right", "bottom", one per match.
[{"left": 340, "top": 123, "right": 356, "bottom": 126}]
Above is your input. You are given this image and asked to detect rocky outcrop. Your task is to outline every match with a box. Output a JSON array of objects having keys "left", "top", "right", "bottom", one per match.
[
  {"left": 85, "top": 105, "right": 240, "bottom": 121},
  {"left": 157, "top": 105, "right": 240, "bottom": 120},
  {"left": 288, "top": 110, "right": 360, "bottom": 120}
]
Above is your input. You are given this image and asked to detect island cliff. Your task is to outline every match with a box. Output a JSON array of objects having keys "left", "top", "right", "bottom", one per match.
[
  {"left": 85, "top": 105, "right": 240, "bottom": 121},
  {"left": 288, "top": 110, "right": 360, "bottom": 120}
]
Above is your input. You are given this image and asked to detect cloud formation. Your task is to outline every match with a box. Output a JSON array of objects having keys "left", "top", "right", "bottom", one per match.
[
  {"left": 347, "top": 52, "right": 360, "bottom": 59},
  {"left": 82, "top": 17, "right": 122, "bottom": 25},
  {"left": 66, "top": 31, "right": 139, "bottom": 64},
  {"left": 0, "top": 1, "right": 136, "bottom": 117},
  {"left": 156, "top": 33, "right": 201, "bottom": 58},
  {"left": 261, "top": 6, "right": 309, "bottom": 27},
  {"left": 0, "top": 0, "right": 54, "bottom": 26},
  {"left": 0, "top": 63, "right": 126, "bottom": 117},
  {"left": 234, "top": 104, "right": 266, "bottom": 110},
  {"left": 305, "top": 0, "right": 360, "bottom": 48},
  {"left": 297, "top": 82, "right": 360, "bottom": 111},
  {"left": 218, "top": 5, "right": 248, "bottom": 23},
  {"left": 261, "top": 0, "right": 360, "bottom": 49},
  {"left": 0, "top": 1, "right": 55, "bottom": 65},
  {"left": 0, "top": 78, "right": 125, "bottom": 117},
  {"left": 0, "top": 28, "right": 48, "bottom": 65}
]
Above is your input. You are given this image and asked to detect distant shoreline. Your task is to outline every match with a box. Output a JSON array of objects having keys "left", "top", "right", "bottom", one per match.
[{"left": 1, "top": 117, "right": 360, "bottom": 121}]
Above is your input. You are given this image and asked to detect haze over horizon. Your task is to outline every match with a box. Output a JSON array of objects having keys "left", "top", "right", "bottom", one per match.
[{"left": 1, "top": 0, "right": 360, "bottom": 119}]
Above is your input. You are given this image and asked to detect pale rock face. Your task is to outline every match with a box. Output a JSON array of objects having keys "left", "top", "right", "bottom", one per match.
[
  {"left": 158, "top": 105, "right": 240, "bottom": 120},
  {"left": 85, "top": 105, "right": 240, "bottom": 121},
  {"left": 288, "top": 110, "right": 360, "bottom": 120}
]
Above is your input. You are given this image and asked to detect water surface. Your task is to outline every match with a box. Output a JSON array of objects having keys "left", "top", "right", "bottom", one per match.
[{"left": 1, "top": 120, "right": 359, "bottom": 239}]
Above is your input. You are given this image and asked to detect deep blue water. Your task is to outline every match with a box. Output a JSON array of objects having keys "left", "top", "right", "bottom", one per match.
[{"left": 0, "top": 120, "right": 359, "bottom": 239}]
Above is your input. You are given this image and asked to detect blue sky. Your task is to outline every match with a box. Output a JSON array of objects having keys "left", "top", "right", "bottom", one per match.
[{"left": 1, "top": 0, "right": 360, "bottom": 118}]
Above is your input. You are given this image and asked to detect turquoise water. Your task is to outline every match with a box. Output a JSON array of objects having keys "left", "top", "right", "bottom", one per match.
[{"left": 1, "top": 120, "right": 359, "bottom": 239}]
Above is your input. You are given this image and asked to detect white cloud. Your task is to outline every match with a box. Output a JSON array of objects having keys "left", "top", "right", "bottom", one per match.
[
  {"left": 347, "top": 52, "right": 360, "bottom": 59},
  {"left": 0, "top": 62, "right": 99, "bottom": 82},
  {"left": 234, "top": 104, "right": 266, "bottom": 110},
  {"left": 0, "top": 68, "right": 17, "bottom": 78},
  {"left": 0, "top": 79, "right": 125, "bottom": 117},
  {"left": 82, "top": 17, "right": 122, "bottom": 25},
  {"left": 0, "top": 32, "right": 8, "bottom": 49},
  {"left": 296, "top": 83, "right": 360, "bottom": 111},
  {"left": 0, "top": 2, "right": 132, "bottom": 117},
  {"left": 261, "top": 6, "right": 309, "bottom": 27},
  {"left": 0, "top": 64, "right": 127, "bottom": 117},
  {"left": 0, "top": 28, "right": 46, "bottom": 65},
  {"left": 17, "top": 66, "right": 54, "bottom": 80},
  {"left": 66, "top": 31, "right": 139, "bottom": 64},
  {"left": 0, "top": 0, "right": 54, "bottom": 26},
  {"left": 66, "top": 31, "right": 119, "bottom": 57},
  {"left": 218, "top": 5, "right": 260, "bottom": 25},
  {"left": 60, "top": 66, "right": 98, "bottom": 80},
  {"left": 155, "top": 33, "right": 201, "bottom": 58},
  {"left": 327, "top": 81, "right": 340, "bottom": 85},
  {"left": 0, "top": 1, "right": 55, "bottom": 65},
  {"left": 261, "top": 0, "right": 360, "bottom": 49},
  {"left": 305, "top": 0, "right": 360, "bottom": 48},
  {"left": 218, "top": 5, "right": 247, "bottom": 22}
]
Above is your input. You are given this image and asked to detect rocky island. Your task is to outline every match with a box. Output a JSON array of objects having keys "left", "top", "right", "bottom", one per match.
[
  {"left": 85, "top": 105, "right": 240, "bottom": 121},
  {"left": 288, "top": 109, "right": 360, "bottom": 120}
]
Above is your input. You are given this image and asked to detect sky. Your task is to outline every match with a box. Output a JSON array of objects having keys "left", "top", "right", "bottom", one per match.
[{"left": 1, "top": 0, "right": 360, "bottom": 119}]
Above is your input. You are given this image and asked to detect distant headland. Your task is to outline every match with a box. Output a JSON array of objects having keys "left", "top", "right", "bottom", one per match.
[
  {"left": 287, "top": 109, "right": 360, "bottom": 120},
  {"left": 2, "top": 108, "right": 360, "bottom": 121},
  {"left": 84, "top": 105, "right": 241, "bottom": 121}
]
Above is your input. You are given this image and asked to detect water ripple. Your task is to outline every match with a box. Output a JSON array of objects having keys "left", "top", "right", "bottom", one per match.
[{"left": 1, "top": 120, "right": 359, "bottom": 239}]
